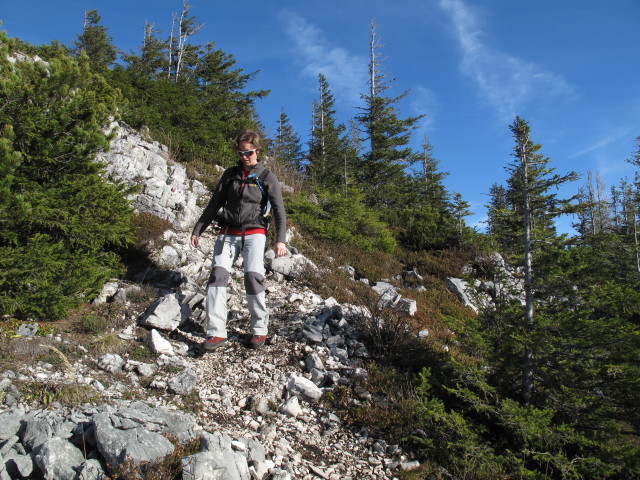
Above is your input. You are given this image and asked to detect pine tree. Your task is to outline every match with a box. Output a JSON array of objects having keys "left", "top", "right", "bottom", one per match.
[
  {"left": 494, "top": 116, "right": 578, "bottom": 405},
  {"left": 121, "top": 21, "right": 167, "bottom": 79},
  {"left": 307, "top": 74, "right": 356, "bottom": 191},
  {"left": 73, "top": 9, "right": 117, "bottom": 73},
  {"left": 0, "top": 32, "right": 134, "bottom": 320},
  {"left": 356, "top": 20, "right": 423, "bottom": 210},
  {"left": 271, "top": 110, "right": 305, "bottom": 172}
]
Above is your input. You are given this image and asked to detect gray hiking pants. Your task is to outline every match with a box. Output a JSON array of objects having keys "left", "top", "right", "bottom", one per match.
[{"left": 205, "top": 233, "right": 268, "bottom": 338}]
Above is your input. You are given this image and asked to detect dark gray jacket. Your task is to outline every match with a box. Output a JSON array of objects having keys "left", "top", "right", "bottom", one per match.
[{"left": 192, "top": 162, "right": 287, "bottom": 244}]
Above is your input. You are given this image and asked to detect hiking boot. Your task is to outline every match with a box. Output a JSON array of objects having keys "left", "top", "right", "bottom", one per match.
[
  {"left": 248, "top": 335, "right": 266, "bottom": 349},
  {"left": 203, "top": 336, "right": 227, "bottom": 351}
]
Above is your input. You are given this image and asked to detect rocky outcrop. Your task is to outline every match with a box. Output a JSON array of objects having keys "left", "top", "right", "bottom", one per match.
[
  {"left": 96, "top": 123, "right": 209, "bottom": 231},
  {"left": 0, "top": 402, "right": 266, "bottom": 480},
  {"left": 1, "top": 267, "right": 419, "bottom": 479},
  {"left": 446, "top": 252, "right": 526, "bottom": 313}
]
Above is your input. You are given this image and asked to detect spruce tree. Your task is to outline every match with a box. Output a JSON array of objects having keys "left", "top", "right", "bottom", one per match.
[
  {"left": 483, "top": 116, "right": 578, "bottom": 405},
  {"left": 272, "top": 110, "right": 305, "bottom": 172},
  {"left": 356, "top": 20, "right": 423, "bottom": 210},
  {"left": 121, "top": 21, "right": 167, "bottom": 80},
  {"left": 394, "top": 136, "right": 458, "bottom": 250},
  {"left": 419, "top": 135, "right": 449, "bottom": 205},
  {"left": 72, "top": 9, "right": 117, "bottom": 73},
  {"left": 486, "top": 183, "right": 511, "bottom": 248},
  {"left": 109, "top": 11, "right": 268, "bottom": 165},
  {"left": 626, "top": 137, "right": 640, "bottom": 271},
  {"left": 167, "top": 0, "right": 203, "bottom": 81},
  {"left": 452, "top": 191, "right": 472, "bottom": 242},
  {"left": 307, "top": 74, "right": 356, "bottom": 191}
]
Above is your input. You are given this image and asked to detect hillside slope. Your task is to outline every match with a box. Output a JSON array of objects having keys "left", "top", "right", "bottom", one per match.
[{"left": 0, "top": 124, "right": 424, "bottom": 480}]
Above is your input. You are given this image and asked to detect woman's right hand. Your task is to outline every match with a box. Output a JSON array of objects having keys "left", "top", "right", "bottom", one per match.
[{"left": 191, "top": 235, "right": 200, "bottom": 248}]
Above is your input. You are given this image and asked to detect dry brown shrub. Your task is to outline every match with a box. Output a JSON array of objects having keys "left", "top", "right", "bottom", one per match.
[
  {"left": 12, "top": 377, "right": 101, "bottom": 408},
  {"left": 324, "top": 363, "right": 421, "bottom": 447},
  {"left": 352, "top": 302, "right": 451, "bottom": 372},
  {"left": 299, "top": 262, "right": 375, "bottom": 306},
  {"left": 262, "top": 155, "right": 306, "bottom": 193},
  {"left": 295, "top": 233, "right": 402, "bottom": 285},
  {"left": 0, "top": 334, "right": 13, "bottom": 367},
  {"left": 70, "top": 303, "right": 132, "bottom": 335},
  {"left": 133, "top": 212, "right": 174, "bottom": 249},
  {"left": 150, "top": 128, "right": 182, "bottom": 164},
  {"left": 400, "top": 247, "right": 471, "bottom": 280},
  {"left": 183, "top": 157, "right": 224, "bottom": 191}
]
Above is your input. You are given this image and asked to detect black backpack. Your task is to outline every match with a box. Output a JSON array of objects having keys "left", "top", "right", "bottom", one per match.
[{"left": 242, "top": 169, "right": 272, "bottom": 231}]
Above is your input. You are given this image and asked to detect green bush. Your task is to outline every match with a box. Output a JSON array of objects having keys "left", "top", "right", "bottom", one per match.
[
  {"left": 0, "top": 234, "right": 125, "bottom": 320},
  {"left": 287, "top": 189, "right": 397, "bottom": 253},
  {"left": 0, "top": 34, "right": 134, "bottom": 320}
]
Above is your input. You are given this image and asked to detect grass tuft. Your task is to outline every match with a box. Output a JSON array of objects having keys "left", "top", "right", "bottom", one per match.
[
  {"left": 90, "top": 333, "right": 126, "bottom": 355},
  {"left": 18, "top": 380, "right": 100, "bottom": 407},
  {"left": 107, "top": 434, "right": 202, "bottom": 480}
]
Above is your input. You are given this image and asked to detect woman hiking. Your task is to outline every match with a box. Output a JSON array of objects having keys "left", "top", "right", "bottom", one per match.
[{"left": 191, "top": 130, "right": 287, "bottom": 351}]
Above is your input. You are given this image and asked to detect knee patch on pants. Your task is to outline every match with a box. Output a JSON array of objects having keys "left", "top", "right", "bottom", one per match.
[
  {"left": 208, "top": 266, "right": 230, "bottom": 287},
  {"left": 245, "top": 271, "right": 265, "bottom": 295}
]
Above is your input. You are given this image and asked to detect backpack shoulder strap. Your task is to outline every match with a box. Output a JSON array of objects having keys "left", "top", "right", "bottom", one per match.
[
  {"left": 258, "top": 168, "right": 270, "bottom": 182},
  {"left": 223, "top": 165, "right": 241, "bottom": 187},
  {"left": 249, "top": 168, "right": 270, "bottom": 196}
]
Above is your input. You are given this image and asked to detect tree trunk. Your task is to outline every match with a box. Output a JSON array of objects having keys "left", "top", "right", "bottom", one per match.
[
  {"left": 521, "top": 135, "right": 535, "bottom": 406},
  {"left": 634, "top": 204, "right": 640, "bottom": 273}
]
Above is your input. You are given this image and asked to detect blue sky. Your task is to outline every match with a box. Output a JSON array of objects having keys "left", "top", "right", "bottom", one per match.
[{"left": 3, "top": 0, "right": 640, "bottom": 233}]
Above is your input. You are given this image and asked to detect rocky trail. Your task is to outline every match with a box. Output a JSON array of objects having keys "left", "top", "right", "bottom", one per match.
[
  {"left": 0, "top": 124, "right": 424, "bottom": 480},
  {"left": 0, "top": 241, "right": 421, "bottom": 479}
]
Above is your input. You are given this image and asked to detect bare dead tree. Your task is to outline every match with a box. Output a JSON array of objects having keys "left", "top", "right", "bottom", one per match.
[{"left": 167, "top": 13, "right": 176, "bottom": 79}]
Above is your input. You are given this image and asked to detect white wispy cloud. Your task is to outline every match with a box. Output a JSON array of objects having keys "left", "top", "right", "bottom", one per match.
[
  {"left": 439, "top": 0, "right": 575, "bottom": 120},
  {"left": 280, "top": 11, "right": 368, "bottom": 107},
  {"left": 569, "top": 125, "right": 638, "bottom": 160},
  {"left": 570, "top": 135, "right": 623, "bottom": 160}
]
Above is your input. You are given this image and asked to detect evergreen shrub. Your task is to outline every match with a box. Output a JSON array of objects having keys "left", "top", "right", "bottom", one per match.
[
  {"left": 0, "top": 34, "right": 134, "bottom": 320},
  {"left": 286, "top": 189, "right": 396, "bottom": 253}
]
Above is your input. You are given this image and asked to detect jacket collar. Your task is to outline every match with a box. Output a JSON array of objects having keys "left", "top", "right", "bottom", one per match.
[{"left": 236, "top": 161, "right": 265, "bottom": 175}]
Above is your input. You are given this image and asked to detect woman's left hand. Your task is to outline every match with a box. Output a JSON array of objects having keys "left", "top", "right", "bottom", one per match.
[{"left": 275, "top": 242, "right": 287, "bottom": 258}]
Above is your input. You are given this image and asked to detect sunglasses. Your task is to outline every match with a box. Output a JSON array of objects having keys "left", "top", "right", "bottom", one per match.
[{"left": 237, "top": 149, "right": 257, "bottom": 157}]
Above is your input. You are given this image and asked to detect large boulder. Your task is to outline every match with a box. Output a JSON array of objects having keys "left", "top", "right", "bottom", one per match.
[
  {"left": 372, "top": 282, "right": 402, "bottom": 309},
  {"left": 93, "top": 413, "right": 175, "bottom": 468},
  {"left": 32, "top": 438, "right": 85, "bottom": 480},
  {"left": 139, "top": 293, "right": 190, "bottom": 331},
  {"left": 185, "top": 433, "right": 251, "bottom": 480},
  {"left": 286, "top": 375, "right": 323, "bottom": 403},
  {"left": 265, "top": 252, "right": 317, "bottom": 279},
  {"left": 0, "top": 410, "right": 23, "bottom": 442},
  {"left": 446, "top": 278, "right": 478, "bottom": 313}
]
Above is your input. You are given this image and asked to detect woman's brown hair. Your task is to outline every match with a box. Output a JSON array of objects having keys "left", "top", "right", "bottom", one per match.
[{"left": 234, "top": 130, "right": 262, "bottom": 150}]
